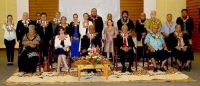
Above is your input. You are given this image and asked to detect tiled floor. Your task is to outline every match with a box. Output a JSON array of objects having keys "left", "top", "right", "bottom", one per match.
[{"left": 0, "top": 50, "right": 199, "bottom": 86}]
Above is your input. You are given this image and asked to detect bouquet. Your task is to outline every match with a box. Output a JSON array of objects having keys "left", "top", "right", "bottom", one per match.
[{"left": 75, "top": 47, "right": 110, "bottom": 67}]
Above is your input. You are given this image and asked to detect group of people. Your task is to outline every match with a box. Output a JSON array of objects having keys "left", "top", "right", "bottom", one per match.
[{"left": 2, "top": 8, "right": 194, "bottom": 73}]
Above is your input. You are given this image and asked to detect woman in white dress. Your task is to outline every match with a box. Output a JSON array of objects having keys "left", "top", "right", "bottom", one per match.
[
  {"left": 79, "top": 13, "right": 93, "bottom": 38},
  {"left": 54, "top": 27, "right": 71, "bottom": 72}
]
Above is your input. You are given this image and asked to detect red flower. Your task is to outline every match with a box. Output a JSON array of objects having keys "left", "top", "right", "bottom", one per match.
[{"left": 90, "top": 59, "right": 95, "bottom": 63}]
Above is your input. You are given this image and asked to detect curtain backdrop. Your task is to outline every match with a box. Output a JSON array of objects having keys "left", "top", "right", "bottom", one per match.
[{"left": 59, "top": 0, "right": 120, "bottom": 22}]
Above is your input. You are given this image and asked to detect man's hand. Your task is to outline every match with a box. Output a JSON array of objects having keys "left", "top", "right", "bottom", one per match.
[{"left": 175, "top": 46, "right": 181, "bottom": 51}]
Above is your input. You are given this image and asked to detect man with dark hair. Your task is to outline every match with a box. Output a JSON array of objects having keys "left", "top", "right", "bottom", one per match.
[
  {"left": 176, "top": 9, "right": 194, "bottom": 40},
  {"left": 36, "top": 13, "right": 53, "bottom": 61},
  {"left": 33, "top": 12, "right": 41, "bottom": 25},
  {"left": 117, "top": 10, "right": 134, "bottom": 31}
]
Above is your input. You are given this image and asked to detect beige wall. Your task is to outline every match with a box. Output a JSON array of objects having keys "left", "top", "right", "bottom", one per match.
[
  {"left": 0, "top": 0, "right": 187, "bottom": 48},
  {"left": 156, "top": 0, "right": 186, "bottom": 22},
  {"left": 0, "top": 0, "right": 17, "bottom": 48}
]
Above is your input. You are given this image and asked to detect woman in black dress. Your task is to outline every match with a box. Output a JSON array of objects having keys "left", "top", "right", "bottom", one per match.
[{"left": 18, "top": 24, "right": 40, "bottom": 73}]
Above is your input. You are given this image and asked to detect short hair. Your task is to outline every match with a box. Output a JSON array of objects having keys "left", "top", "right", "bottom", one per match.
[
  {"left": 41, "top": 13, "right": 47, "bottom": 16},
  {"left": 28, "top": 24, "right": 36, "bottom": 29},
  {"left": 122, "top": 10, "right": 128, "bottom": 15},
  {"left": 181, "top": 9, "right": 188, "bottom": 12},
  {"left": 151, "top": 24, "right": 159, "bottom": 30},
  {"left": 83, "top": 13, "right": 89, "bottom": 17},
  {"left": 73, "top": 13, "right": 78, "bottom": 18},
  {"left": 175, "top": 24, "right": 181, "bottom": 28},
  {"left": 166, "top": 13, "right": 172, "bottom": 16}
]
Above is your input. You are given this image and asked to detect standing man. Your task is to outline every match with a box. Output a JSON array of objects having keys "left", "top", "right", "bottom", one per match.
[
  {"left": 176, "top": 9, "right": 194, "bottom": 41},
  {"left": 161, "top": 14, "right": 176, "bottom": 38},
  {"left": 144, "top": 10, "right": 162, "bottom": 33},
  {"left": 36, "top": 13, "right": 53, "bottom": 61},
  {"left": 51, "top": 12, "right": 61, "bottom": 35},
  {"left": 117, "top": 10, "right": 134, "bottom": 31},
  {"left": 16, "top": 12, "right": 33, "bottom": 53}
]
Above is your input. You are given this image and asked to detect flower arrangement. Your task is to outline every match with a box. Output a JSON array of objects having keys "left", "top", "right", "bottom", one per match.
[{"left": 74, "top": 47, "right": 110, "bottom": 67}]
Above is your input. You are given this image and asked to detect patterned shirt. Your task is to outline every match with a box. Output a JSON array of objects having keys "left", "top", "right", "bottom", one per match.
[{"left": 144, "top": 33, "right": 165, "bottom": 50}]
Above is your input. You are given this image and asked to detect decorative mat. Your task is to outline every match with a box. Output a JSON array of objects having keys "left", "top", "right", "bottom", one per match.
[{"left": 5, "top": 67, "right": 195, "bottom": 85}]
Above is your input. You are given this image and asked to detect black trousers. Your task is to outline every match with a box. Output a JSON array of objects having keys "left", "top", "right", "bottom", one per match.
[
  {"left": 118, "top": 49, "right": 134, "bottom": 68},
  {"left": 4, "top": 39, "right": 16, "bottom": 62}
]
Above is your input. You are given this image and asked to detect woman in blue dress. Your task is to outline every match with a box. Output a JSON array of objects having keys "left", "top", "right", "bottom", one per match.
[{"left": 69, "top": 13, "right": 81, "bottom": 59}]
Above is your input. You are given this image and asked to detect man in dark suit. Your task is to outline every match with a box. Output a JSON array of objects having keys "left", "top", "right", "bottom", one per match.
[
  {"left": 176, "top": 9, "right": 194, "bottom": 40},
  {"left": 117, "top": 10, "right": 134, "bottom": 31},
  {"left": 116, "top": 25, "right": 135, "bottom": 73},
  {"left": 16, "top": 12, "right": 33, "bottom": 53},
  {"left": 81, "top": 25, "right": 101, "bottom": 56},
  {"left": 36, "top": 13, "right": 53, "bottom": 60}
]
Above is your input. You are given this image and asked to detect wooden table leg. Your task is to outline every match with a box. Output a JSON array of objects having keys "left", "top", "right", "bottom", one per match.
[
  {"left": 105, "top": 66, "right": 108, "bottom": 80},
  {"left": 77, "top": 67, "right": 81, "bottom": 81}
]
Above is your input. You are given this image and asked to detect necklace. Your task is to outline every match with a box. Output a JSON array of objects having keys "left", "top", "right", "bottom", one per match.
[
  {"left": 181, "top": 16, "right": 189, "bottom": 23},
  {"left": 121, "top": 18, "right": 129, "bottom": 25},
  {"left": 150, "top": 33, "right": 160, "bottom": 39}
]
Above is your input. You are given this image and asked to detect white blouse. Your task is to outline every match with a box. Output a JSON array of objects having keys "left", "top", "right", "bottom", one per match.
[
  {"left": 79, "top": 21, "right": 93, "bottom": 38},
  {"left": 2, "top": 23, "right": 16, "bottom": 41},
  {"left": 54, "top": 35, "right": 71, "bottom": 51}
]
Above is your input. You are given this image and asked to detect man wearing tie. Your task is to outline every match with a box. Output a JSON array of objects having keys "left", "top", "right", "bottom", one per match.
[{"left": 116, "top": 25, "right": 135, "bottom": 73}]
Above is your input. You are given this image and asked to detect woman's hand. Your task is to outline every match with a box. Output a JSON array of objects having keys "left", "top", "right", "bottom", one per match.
[
  {"left": 29, "top": 44, "right": 36, "bottom": 48},
  {"left": 182, "top": 46, "right": 188, "bottom": 52},
  {"left": 150, "top": 47, "right": 156, "bottom": 52}
]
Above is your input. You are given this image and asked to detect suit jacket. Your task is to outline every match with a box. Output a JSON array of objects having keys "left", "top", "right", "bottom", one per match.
[
  {"left": 81, "top": 34, "right": 101, "bottom": 51},
  {"left": 16, "top": 20, "right": 34, "bottom": 41},
  {"left": 116, "top": 34, "right": 135, "bottom": 51},
  {"left": 36, "top": 22, "right": 53, "bottom": 44},
  {"left": 176, "top": 17, "right": 194, "bottom": 39},
  {"left": 117, "top": 19, "right": 134, "bottom": 31},
  {"left": 135, "top": 19, "right": 147, "bottom": 41}
]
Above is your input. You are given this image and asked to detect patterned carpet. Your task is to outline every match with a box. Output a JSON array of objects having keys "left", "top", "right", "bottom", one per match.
[{"left": 6, "top": 64, "right": 195, "bottom": 85}]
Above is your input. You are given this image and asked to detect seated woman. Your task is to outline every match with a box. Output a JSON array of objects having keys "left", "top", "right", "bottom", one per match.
[
  {"left": 18, "top": 24, "right": 40, "bottom": 73},
  {"left": 54, "top": 27, "right": 71, "bottom": 72},
  {"left": 116, "top": 25, "right": 135, "bottom": 73},
  {"left": 168, "top": 24, "right": 194, "bottom": 71},
  {"left": 145, "top": 24, "right": 168, "bottom": 72}
]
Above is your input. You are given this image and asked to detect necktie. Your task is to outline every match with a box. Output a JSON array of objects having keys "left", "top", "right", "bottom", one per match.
[{"left": 123, "top": 34, "right": 127, "bottom": 47}]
